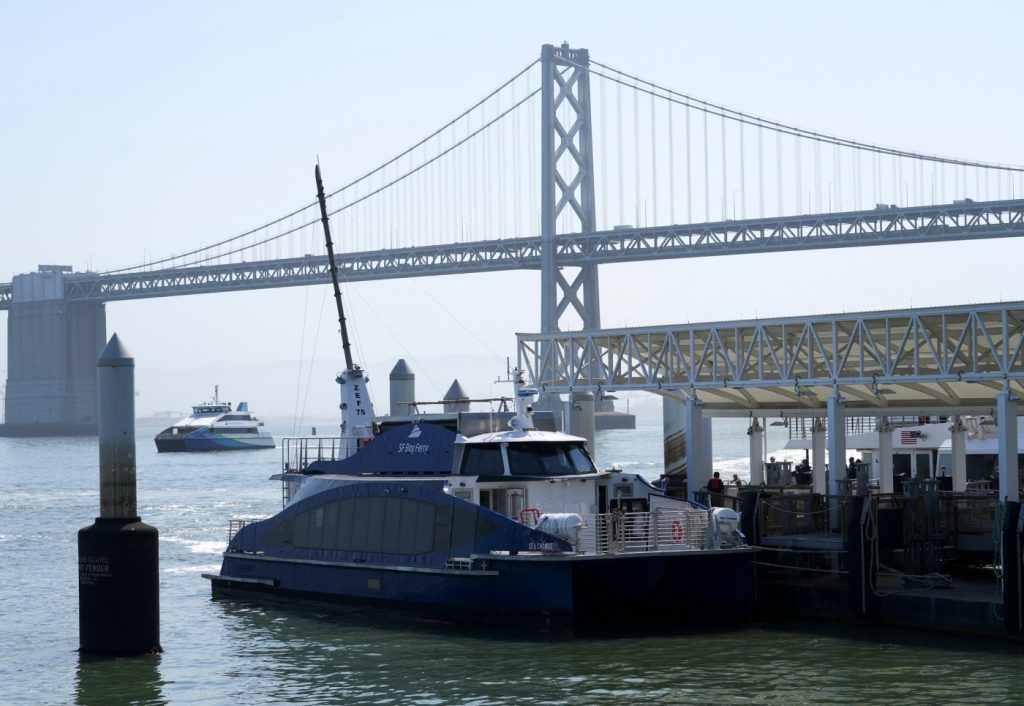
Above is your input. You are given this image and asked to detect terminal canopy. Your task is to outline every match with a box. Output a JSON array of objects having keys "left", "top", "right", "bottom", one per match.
[{"left": 517, "top": 300, "right": 1024, "bottom": 417}]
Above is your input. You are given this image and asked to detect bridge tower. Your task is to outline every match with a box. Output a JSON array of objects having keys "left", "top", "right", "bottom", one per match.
[
  {"left": 539, "top": 44, "right": 599, "bottom": 421},
  {"left": 540, "top": 43, "right": 600, "bottom": 333},
  {"left": 1, "top": 267, "right": 106, "bottom": 436}
]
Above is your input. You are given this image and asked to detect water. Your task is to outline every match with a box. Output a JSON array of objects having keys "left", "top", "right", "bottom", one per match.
[{"left": 3, "top": 419, "right": 1023, "bottom": 705}]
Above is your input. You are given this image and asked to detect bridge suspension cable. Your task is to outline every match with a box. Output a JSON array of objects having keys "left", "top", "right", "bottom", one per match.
[
  {"left": 97, "top": 47, "right": 1024, "bottom": 277},
  {"left": 582, "top": 56, "right": 1024, "bottom": 231},
  {"left": 102, "top": 58, "right": 543, "bottom": 275},
  {"left": 587, "top": 58, "right": 1024, "bottom": 172}
]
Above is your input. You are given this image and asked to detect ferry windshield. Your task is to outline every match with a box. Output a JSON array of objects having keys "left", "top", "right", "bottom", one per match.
[{"left": 506, "top": 442, "right": 595, "bottom": 477}]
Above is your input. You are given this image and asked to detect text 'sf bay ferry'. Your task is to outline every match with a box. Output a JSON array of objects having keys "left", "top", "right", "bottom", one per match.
[
  {"left": 203, "top": 165, "right": 758, "bottom": 630},
  {"left": 154, "top": 387, "right": 274, "bottom": 452}
]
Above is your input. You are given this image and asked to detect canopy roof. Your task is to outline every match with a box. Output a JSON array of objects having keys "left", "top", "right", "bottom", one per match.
[{"left": 518, "top": 300, "right": 1024, "bottom": 417}]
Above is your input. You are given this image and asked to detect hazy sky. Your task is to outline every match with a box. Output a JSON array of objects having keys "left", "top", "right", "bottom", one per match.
[{"left": 4, "top": 1, "right": 1024, "bottom": 420}]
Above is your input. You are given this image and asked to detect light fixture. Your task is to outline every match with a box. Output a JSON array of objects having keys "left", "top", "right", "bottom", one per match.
[{"left": 870, "top": 377, "right": 895, "bottom": 397}]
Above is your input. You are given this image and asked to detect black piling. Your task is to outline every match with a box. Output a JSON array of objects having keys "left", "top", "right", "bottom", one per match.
[
  {"left": 739, "top": 490, "right": 762, "bottom": 546},
  {"left": 846, "top": 494, "right": 879, "bottom": 618},
  {"left": 78, "top": 334, "right": 161, "bottom": 654},
  {"left": 1002, "top": 500, "right": 1023, "bottom": 633}
]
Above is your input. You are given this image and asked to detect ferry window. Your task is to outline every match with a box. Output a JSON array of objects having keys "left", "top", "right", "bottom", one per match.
[
  {"left": 397, "top": 500, "right": 436, "bottom": 554},
  {"left": 323, "top": 503, "right": 340, "bottom": 546},
  {"left": 278, "top": 496, "right": 446, "bottom": 554},
  {"left": 293, "top": 512, "right": 311, "bottom": 547},
  {"left": 336, "top": 499, "right": 355, "bottom": 549},
  {"left": 567, "top": 445, "right": 596, "bottom": 473},
  {"left": 506, "top": 442, "right": 594, "bottom": 477},
  {"left": 364, "top": 497, "right": 387, "bottom": 553},
  {"left": 380, "top": 497, "right": 403, "bottom": 553},
  {"left": 350, "top": 497, "right": 371, "bottom": 550},
  {"left": 460, "top": 444, "right": 505, "bottom": 476},
  {"left": 451, "top": 503, "right": 477, "bottom": 549},
  {"left": 479, "top": 488, "right": 525, "bottom": 518},
  {"left": 433, "top": 504, "right": 454, "bottom": 550}
]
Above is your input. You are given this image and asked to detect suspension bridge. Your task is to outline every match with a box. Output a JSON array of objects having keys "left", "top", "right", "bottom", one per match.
[{"left": 4, "top": 43, "right": 1024, "bottom": 455}]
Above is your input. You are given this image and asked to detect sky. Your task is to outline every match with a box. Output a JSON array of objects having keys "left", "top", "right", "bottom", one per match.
[{"left": 3, "top": 1, "right": 1024, "bottom": 422}]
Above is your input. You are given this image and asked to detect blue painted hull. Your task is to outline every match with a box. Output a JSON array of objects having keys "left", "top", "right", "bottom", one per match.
[
  {"left": 155, "top": 433, "right": 274, "bottom": 452},
  {"left": 210, "top": 548, "right": 756, "bottom": 629}
]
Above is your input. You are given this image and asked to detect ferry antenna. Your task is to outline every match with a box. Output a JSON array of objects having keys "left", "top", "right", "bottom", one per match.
[{"left": 315, "top": 163, "right": 355, "bottom": 371}]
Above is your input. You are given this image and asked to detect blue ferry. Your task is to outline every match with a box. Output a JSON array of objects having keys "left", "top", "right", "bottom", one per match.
[
  {"left": 154, "top": 388, "right": 274, "bottom": 452},
  {"left": 204, "top": 373, "right": 756, "bottom": 629}
]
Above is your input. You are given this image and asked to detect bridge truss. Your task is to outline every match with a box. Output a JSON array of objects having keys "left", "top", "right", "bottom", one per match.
[
  {"left": 516, "top": 299, "right": 1024, "bottom": 416},
  {"left": 3, "top": 197, "right": 1023, "bottom": 309}
]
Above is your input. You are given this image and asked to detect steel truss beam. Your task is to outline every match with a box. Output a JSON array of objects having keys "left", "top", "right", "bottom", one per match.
[
  {"left": 2, "top": 198, "right": 1024, "bottom": 310},
  {"left": 517, "top": 300, "right": 1024, "bottom": 414}
]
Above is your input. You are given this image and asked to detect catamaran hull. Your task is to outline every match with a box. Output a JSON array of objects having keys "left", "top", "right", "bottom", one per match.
[
  {"left": 206, "top": 548, "right": 757, "bottom": 629},
  {"left": 155, "top": 434, "right": 275, "bottom": 452}
]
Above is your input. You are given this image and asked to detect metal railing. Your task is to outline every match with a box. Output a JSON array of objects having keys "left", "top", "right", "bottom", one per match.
[
  {"left": 759, "top": 493, "right": 831, "bottom": 536},
  {"left": 574, "top": 509, "right": 710, "bottom": 555},
  {"left": 226, "top": 518, "right": 264, "bottom": 553},
  {"left": 281, "top": 435, "right": 341, "bottom": 472}
]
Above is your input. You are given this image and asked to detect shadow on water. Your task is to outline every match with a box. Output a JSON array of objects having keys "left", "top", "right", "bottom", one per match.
[
  {"left": 202, "top": 593, "right": 1024, "bottom": 705},
  {"left": 209, "top": 590, "right": 752, "bottom": 643},
  {"left": 75, "top": 653, "right": 167, "bottom": 706}
]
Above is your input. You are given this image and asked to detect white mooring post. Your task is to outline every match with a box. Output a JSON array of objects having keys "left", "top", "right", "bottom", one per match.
[{"left": 747, "top": 418, "right": 764, "bottom": 485}]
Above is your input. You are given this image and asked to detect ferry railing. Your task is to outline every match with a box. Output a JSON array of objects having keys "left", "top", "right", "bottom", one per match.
[
  {"left": 576, "top": 509, "right": 709, "bottom": 555},
  {"left": 226, "top": 518, "right": 263, "bottom": 554},
  {"left": 281, "top": 435, "right": 340, "bottom": 472}
]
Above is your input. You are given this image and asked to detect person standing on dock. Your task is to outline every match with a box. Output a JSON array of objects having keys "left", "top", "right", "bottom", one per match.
[
  {"left": 847, "top": 457, "right": 859, "bottom": 480},
  {"left": 707, "top": 472, "right": 725, "bottom": 506}
]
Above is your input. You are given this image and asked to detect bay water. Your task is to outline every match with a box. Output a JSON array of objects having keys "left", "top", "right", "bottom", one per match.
[{"left": 3, "top": 419, "right": 1023, "bottom": 705}]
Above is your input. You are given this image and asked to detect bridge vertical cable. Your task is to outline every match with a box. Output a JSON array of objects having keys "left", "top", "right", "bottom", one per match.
[
  {"left": 93, "top": 50, "right": 1024, "bottom": 279},
  {"left": 101, "top": 59, "right": 544, "bottom": 275},
  {"left": 580, "top": 57, "right": 1024, "bottom": 231}
]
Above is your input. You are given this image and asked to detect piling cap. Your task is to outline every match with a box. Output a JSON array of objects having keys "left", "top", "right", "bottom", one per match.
[
  {"left": 98, "top": 333, "right": 134, "bottom": 367},
  {"left": 444, "top": 379, "right": 469, "bottom": 401},
  {"left": 390, "top": 358, "right": 414, "bottom": 380}
]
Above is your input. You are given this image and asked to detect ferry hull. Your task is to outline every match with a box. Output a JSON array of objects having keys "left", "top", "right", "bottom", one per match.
[
  {"left": 155, "top": 434, "right": 274, "bottom": 452},
  {"left": 207, "top": 548, "right": 756, "bottom": 629}
]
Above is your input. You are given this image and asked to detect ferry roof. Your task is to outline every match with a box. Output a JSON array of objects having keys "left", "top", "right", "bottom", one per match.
[{"left": 459, "top": 429, "right": 586, "bottom": 445}]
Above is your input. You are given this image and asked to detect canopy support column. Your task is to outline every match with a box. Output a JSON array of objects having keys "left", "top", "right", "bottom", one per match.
[
  {"left": 950, "top": 417, "right": 968, "bottom": 492},
  {"left": 997, "top": 387, "right": 1019, "bottom": 502},
  {"left": 878, "top": 418, "right": 894, "bottom": 494},
  {"left": 685, "top": 395, "right": 706, "bottom": 503}
]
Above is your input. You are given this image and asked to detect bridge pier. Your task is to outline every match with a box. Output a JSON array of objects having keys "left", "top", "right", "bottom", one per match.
[{"left": 1, "top": 267, "right": 106, "bottom": 436}]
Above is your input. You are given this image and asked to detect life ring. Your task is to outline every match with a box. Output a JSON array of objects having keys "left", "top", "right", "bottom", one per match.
[{"left": 670, "top": 519, "right": 684, "bottom": 542}]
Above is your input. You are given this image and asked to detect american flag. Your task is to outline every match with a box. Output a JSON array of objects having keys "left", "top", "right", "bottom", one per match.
[{"left": 900, "top": 430, "right": 920, "bottom": 445}]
